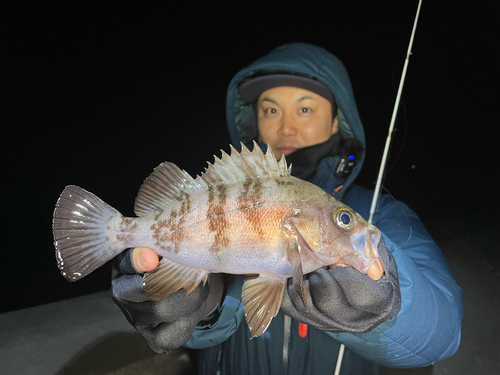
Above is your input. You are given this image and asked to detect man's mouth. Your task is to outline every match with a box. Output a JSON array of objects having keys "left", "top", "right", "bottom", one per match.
[{"left": 276, "top": 147, "right": 298, "bottom": 156}]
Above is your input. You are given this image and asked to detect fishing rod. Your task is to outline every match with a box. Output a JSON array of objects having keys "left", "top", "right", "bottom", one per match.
[
  {"left": 368, "top": 0, "right": 423, "bottom": 224},
  {"left": 335, "top": 1, "right": 423, "bottom": 374}
]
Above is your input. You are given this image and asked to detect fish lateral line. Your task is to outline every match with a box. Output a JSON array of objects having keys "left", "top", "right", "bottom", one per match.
[{"left": 140, "top": 200, "right": 301, "bottom": 235}]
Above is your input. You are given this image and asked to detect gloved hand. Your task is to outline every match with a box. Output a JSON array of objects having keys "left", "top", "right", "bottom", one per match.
[
  {"left": 280, "top": 238, "right": 401, "bottom": 333},
  {"left": 111, "top": 249, "right": 210, "bottom": 353}
]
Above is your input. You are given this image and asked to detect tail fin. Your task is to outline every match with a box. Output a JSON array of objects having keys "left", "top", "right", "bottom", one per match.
[{"left": 53, "top": 185, "right": 123, "bottom": 281}]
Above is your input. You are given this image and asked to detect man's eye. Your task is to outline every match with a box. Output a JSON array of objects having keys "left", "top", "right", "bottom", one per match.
[
  {"left": 265, "top": 108, "right": 277, "bottom": 114},
  {"left": 299, "top": 108, "right": 311, "bottom": 113}
]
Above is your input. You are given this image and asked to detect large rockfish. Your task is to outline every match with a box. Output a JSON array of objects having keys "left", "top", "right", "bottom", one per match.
[{"left": 53, "top": 142, "right": 381, "bottom": 338}]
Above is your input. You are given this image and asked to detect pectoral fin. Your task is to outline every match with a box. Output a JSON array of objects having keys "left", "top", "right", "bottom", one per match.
[
  {"left": 286, "top": 241, "right": 309, "bottom": 309},
  {"left": 242, "top": 274, "right": 286, "bottom": 338},
  {"left": 143, "top": 258, "right": 208, "bottom": 301}
]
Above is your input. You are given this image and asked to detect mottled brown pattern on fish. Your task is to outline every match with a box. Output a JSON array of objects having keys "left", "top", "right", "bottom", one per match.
[
  {"left": 151, "top": 213, "right": 175, "bottom": 252},
  {"left": 207, "top": 185, "right": 230, "bottom": 252},
  {"left": 276, "top": 179, "right": 294, "bottom": 187},
  {"left": 154, "top": 209, "right": 164, "bottom": 221},
  {"left": 116, "top": 217, "right": 139, "bottom": 243},
  {"left": 145, "top": 176, "right": 312, "bottom": 258},
  {"left": 219, "top": 201, "right": 294, "bottom": 254},
  {"left": 237, "top": 180, "right": 252, "bottom": 210},
  {"left": 150, "top": 195, "right": 192, "bottom": 253},
  {"left": 237, "top": 178, "right": 266, "bottom": 239},
  {"left": 172, "top": 195, "right": 191, "bottom": 252},
  {"left": 178, "top": 193, "right": 192, "bottom": 216}
]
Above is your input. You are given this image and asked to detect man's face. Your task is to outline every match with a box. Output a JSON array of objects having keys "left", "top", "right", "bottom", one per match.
[{"left": 257, "top": 86, "right": 339, "bottom": 160}]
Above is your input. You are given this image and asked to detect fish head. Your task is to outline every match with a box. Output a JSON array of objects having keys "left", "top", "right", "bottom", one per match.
[{"left": 290, "top": 193, "right": 381, "bottom": 274}]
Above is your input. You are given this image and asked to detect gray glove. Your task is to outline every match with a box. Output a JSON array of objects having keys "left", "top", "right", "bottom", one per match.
[
  {"left": 111, "top": 249, "right": 210, "bottom": 353},
  {"left": 280, "top": 238, "right": 401, "bottom": 333}
]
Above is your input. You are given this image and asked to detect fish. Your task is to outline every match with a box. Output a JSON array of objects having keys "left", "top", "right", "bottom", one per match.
[{"left": 52, "top": 142, "right": 381, "bottom": 338}]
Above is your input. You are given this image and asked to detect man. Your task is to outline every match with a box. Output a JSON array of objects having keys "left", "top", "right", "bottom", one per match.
[{"left": 111, "top": 43, "right": 463, "bottom": 374}]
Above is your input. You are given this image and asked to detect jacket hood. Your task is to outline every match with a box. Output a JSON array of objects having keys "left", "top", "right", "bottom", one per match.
[{"left": 225, "top": 43, "right": 366, "bottom": 193}]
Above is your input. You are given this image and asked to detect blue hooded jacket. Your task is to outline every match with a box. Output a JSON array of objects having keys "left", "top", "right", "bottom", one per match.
[{"left": 185, "top": 43, "right": 463, "bottom": 374}]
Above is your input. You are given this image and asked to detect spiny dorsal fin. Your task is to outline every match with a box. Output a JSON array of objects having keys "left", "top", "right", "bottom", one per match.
[
  {"left": 134, "top": 162, "right": 208, "bottom": 216},
  {"left": 134, "top": 142, "right": 290, "bottom": 216},
  {"left": 199, "top": 141, "right": 290, "bottom": 187}
]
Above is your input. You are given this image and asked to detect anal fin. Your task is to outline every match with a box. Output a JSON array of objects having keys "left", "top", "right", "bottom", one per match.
[
  {"left": 242, "top": 274, "right": 286, "bottom": 338},
  {"left": 143, "top": 258, "right": 208, "bottom": 301}
]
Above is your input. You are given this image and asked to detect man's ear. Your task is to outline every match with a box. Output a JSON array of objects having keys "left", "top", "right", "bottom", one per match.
[{"left": 331, "top": 115, "right": 339, "bottom": 135}]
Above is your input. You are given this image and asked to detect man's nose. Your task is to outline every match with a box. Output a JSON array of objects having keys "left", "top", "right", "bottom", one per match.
[{"left": 279, "top": 115, "right": 297, "bottom": 136}]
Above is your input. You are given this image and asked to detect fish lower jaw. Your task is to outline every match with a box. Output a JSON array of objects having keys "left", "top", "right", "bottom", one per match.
[{"left": 341, "top": 253, "right": 376, "bottom": 274}]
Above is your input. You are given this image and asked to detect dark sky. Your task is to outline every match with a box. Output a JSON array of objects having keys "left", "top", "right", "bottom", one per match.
[{"left": 1, "top": 1, "right": 498, "bottom": 312}]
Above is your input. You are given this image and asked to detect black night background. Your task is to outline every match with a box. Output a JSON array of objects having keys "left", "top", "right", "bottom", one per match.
[{"left": 1, "top": 0, "right": 498, "bottom": 332}]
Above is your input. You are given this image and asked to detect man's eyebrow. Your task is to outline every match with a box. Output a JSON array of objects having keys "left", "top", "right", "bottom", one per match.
[
  {"left": 260, "top": 95, "right": 316, "bottom": 104},
  {"left": 296, "top": 96, "right": 315, "bottom": 102},
  {"left": 260, "top": 97, "right": 278, "bottom": 104}
]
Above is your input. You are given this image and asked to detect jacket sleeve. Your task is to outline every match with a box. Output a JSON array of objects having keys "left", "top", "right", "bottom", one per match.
[
  {"left": 184, "top": 275, "right": 245, "bottom": 349},
  {"left": 333, "top": 187, "right": 464, "bottom": 367}
]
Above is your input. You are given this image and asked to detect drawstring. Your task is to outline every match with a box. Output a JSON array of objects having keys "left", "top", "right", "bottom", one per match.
[{"left": 283, "top": 315, "right": 292, "bottom": 370}]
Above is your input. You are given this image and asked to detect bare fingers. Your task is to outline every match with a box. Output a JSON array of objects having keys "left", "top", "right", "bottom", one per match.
[
  {"left": 366, "top": 258, "right": 384, "bottom": 280},
  {"left": 329, "top": 258, "right": 384, "bottom": 281},
  {"left": 132, "top": 247, "right": 160, "bottom": 272}
]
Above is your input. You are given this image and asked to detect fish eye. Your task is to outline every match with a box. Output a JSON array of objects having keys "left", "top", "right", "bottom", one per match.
[{"left": 333, "top": 208, "right": 355, "bottom": 231}]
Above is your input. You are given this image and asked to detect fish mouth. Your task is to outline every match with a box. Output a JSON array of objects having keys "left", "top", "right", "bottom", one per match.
[{"left": 345, "top": 226, "right": 381, "bottom": 273}]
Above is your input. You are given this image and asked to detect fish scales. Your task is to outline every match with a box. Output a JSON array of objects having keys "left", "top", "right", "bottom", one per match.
[
  {"left": 110, "top": 176, "right": 314, "bottom": 275},
  {"left": 53, "top": 142, "right": 381, "bottom": 338}
]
